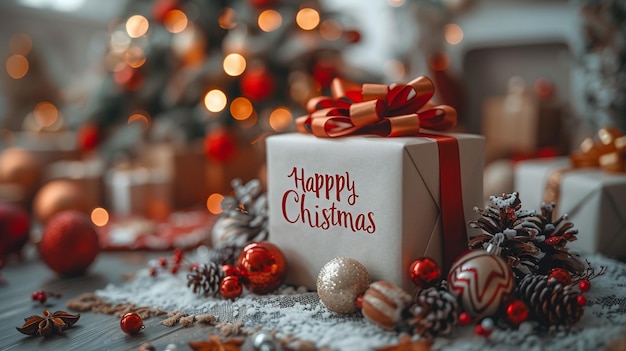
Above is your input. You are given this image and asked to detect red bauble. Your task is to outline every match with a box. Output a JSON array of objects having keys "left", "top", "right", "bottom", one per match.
[
  {"left": 77, "top": 124, "right": 100, "bottom": 153},
  {"left": 220, "top": 275, "right": 243, "bottom": 300},
  {"left": 548, "top": 268, "right": 572, "bottom": 285},
  {"left": 0, "top": 202, "right": 30, "bottom": 260},
  {"left": 506, "top": 300, "right": 529, "bottom": 325},
  {"left": 38, "top": 211, "right": 100, "bottom": 276},
  {"left": 240, "top": 66, "right": 276, "bottom": 101},
  {"left": 409, "top": 257, "right": 441, "bottom": 289},
  {"left": 237, "top": 241, "right": 286, "bottom": 294},
  {"left": 247, "top": 0, "right": 275, "bottom": 8},
  {"left": 120, "top": 312, "right": 144, "bottom": 335},
  {"left": 203, "top": 129, "right": 237, "bottom": 163},
  {"left": 222, "top": 264, "right": 241, "bottom": 277}
]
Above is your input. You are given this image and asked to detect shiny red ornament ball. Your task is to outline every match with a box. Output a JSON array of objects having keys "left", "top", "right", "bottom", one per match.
[
  {"left": 409, "top": 257, "right": 441, "bottom": 289},
  {"left": 120, "top": 312, "right": 144, "bottom": 335},
  {"left": 237, "top": 241, "right": 286, "bottom": 294},
  {"left": 220, "top": 275, "right": 243, "bottom": 300},
  {"left": 548, "top": 268, "right": 572, "bottom": 285},
  {"left": 204, "top": 129, "right": 237, "bottom": 163},
  {"left": 0, "top": 202, "right": 30, "bottom": 260},
  {"left": 579, "top": 279, "right": 591, "bottom": 292},
  {"left": 38, "top": 211, "right": 100, "bottom": 276},
  {"left": 506, "top": 300, "right": 529, "bottom": 325},
  {"left": 240, "top": 66, "right": 275, "bottom": 101},
  {"left": 458, "top": 312, "right": 472, "bottom": 325},
  {"left": 222, "top": 264, "right": 240, "bottom": 277}
]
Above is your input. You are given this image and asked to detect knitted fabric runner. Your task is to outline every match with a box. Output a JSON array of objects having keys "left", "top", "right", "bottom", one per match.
[{"left": 91, "top": 252, "right": 626, "bottom": 350}]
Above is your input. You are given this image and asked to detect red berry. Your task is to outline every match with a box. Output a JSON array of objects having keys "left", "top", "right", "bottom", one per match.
[
  {"left": 149, "top": 267, "right": 158, "bottom": 277},
  {"left": 173, "top": 248, "right": 183, "bottom": 259},
  {"left": 173, "top": 254, "right": 183, "bottom": 265},
  {"left": 459, "top": 312, "right": 472, "bottom": 325},
  {"left": 577, "top": 295, "right": 587, "bottom": 306},
  {"left": 189, "top": 262, "right": 200, "bottom": 272},
  {"left": 170, "top": 265, "right": 179, "bottom": 274},
  {"left": 548, "top": 268, "right": 572, "bottom": 285},
  {"left": 579, "top": 279, "right": 591, "bottom": 292},
  {"left": 120, "top": 312, "right": 144, "bottom": 335},
  {"left": 475, "top": 324, "right": 489, "bottom": 337},
  {"left": 355, "top": 294, "right": 364, "bottom": 310},
  {"left": 158, "top": 257, "right": 167, "bottom": 267}
]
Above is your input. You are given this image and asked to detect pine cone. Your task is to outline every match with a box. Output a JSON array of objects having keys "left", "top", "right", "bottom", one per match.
[
  {"left": 396, "top": 284, "right": 458, "bottom": 338},
  {"left": 187, "top": 262, "right": 225, "bottom": 298},
  {"left": 522, "top": 203, "right": 586, "bottom": 276},
  {"left": 516, "top": 274, "right": 583, "bottom": 326}
]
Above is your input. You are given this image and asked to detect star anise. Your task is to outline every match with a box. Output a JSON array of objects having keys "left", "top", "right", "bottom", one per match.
[{"left": 16, "top": 309, "right": 80, "bottom": 337}]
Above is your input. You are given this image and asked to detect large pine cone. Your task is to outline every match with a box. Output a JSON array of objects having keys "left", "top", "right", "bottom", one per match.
[
  {"left": 396, "top": 285, "right": 458, "bottom": 338},
  {"left": 516, "top": 274, "right": 583, "bottom": 326},
  {"left": 187, "top": 262, "right": 224, "bottom": 297}
]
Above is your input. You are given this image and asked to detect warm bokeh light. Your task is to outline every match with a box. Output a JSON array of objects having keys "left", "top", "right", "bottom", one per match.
[
  {"left": 429, "top": 52, "right": 450, "bottom": 71},
  {"left": 33, "top": 102, "right": 58, "bottom": 128},
  {"left": 111, "top": 29, "right": 131, "bottom": 52},
  {"left": 126, "top": 15, "right": 149, "bottom": 38},
  {"left": 237, "top": 112, "right": 258, "bottom": 128},
  {"left": 164, "top": 9, "right": 188, "bottom": 33},
  {"left": 387, "top": 0, "right": 406, "bottom": 7},
  {"left": 91, "top": 207, "right": 110, "bottom": 227},
  {"left": 383, "top": 59, "right": 406, "bottom": 81},
  {"left": 206, "top": 193, "right": 224, "bottom": 214},
  {"left": 320, "top": 19, "right": 342, "bottom": 41},
  {"left": 258, "top": 9, "right": 282, "bottom": 32},
  {"left": 9, "top": 33, "right": 32, "bottom": 55},
  {"left": 296, "top": 8, "right": 320, "bottom": 30},
  {"left": 269, "top": 107, "right": 293, "bottom": 131},
  {"left": 204, "top": 89, "right": 227, "bottom": 113},
  {"left": 127, "top": 112, "right": 151, "bottom": 127},
  {"left": 124, "top": 46, "right": 146, "bottom": 68},
  {"left": 223, "top": 53, "right": 247, "bottom": 77},
  {"left": 6, "top": 55, "right": 29, "bottom": 79},
  {"left": 218, "top": 7, "right": 237, "bottom": 29},
  {"left": 444, "top": 23, "right": 464, "bottom": 45},
  {"left": 230, "top": 97, "right": 254, "bottom": 120}
]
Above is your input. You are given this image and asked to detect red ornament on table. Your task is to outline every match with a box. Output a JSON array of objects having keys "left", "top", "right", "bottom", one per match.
[
  {"left": 204, "top": 129, "right": 237, "bottom": 163},
  {"left": 120, "top": 312, "right": 144, "bottom": 335},
  {"left": 506, "top": 300, "right": 529, "bottom": 325},
  {"left": 0, "top": 202, "right": 30, "bottom": 260},
  {"left": 237, "top": 241, "right": 286, "bottom": 294},
  {"left": 38, "top": 211, "right": 100, "bottom": 276},
  {"left": 409, "top": 257, "right": 441, "bottom": 289},
  {"left": 220, "top": 275, "right": 243, "bottom": 300},
  {"left": 240, "top": 66, "right": 275, "bottom": 101}
]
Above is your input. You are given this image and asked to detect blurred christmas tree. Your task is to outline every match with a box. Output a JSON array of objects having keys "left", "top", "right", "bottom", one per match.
[{"left": 79, "top": 0, "right": 366, "bottom": 162}]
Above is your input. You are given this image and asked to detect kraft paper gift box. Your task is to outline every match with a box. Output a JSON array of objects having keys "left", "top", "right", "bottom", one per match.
[
  {"left": 267, "top": 132, "right": 484, "bottom": 291},
  {"left": 515, "top": 157, "right": 626, "bottom": 258}
]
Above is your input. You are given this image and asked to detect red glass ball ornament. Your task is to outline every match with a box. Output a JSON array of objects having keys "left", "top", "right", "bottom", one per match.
[
  {"left": 120, "top": 312, "right": 145, "bottom": 335},
  {"left": 579, "top": 279, "right": 591, "bottom": 292},
  {"left": 577, "top": 295, "right": 587, "bottom": 306},
  {"left": 409, "top": 257, "right": 441, "bottom": 289},
  {"left": 203, "top": 129, "right": 237, "bottom": 163},
  {"left": 237, "top": 241, "right": 286, "bottom": 294},
  {"left": 222, "top": 264, "right": 241, "bottom": 277},
  {"left": 548, "top": 268, "right": 572, "bottom": 285},
  {"left": 240, "top": 66, "right": 276, "bottom": 101},
  {"left": 220, "top": 275, "right": 243, "bottom": 300},
  {"left": 77, "top": 124, "right": 100, "bottom": 153},
  {"left": 459, "top": 312, "right": 472, "bottom": 325},
  {"left": 38, "top": 211, "right": 100, "bottom": 276},
  {"left": 506, "top": 300, "right": 529, "bottom": 325},
  {"left": 0, "top": 202, "right": 30, "bottom": 260}
]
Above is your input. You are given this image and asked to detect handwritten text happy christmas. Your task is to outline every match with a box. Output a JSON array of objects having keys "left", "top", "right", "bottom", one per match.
[{"left": 281, "top": 166, "right": 376, "bottom": 234}]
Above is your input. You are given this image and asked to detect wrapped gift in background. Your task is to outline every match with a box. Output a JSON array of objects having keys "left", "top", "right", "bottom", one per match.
[
  {"left": 44, "top": 158, "right": 105, "bottom": 213},
  {"left": 267, "top": 76, "right": 484, "bottom": 291},
  {"left": 514, "top": 128, "right": 626, "bottom": 259}
]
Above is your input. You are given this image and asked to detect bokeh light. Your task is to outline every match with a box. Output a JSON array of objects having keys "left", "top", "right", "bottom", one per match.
[
  {"left": 6, "top": 55, "right": 29, "bottom": 79},
  {"left": 204, "top": 89, "right": 228, "bottom": 113},
  {"left": 127, "top": 112, "right": 151, "bottom": 127},
  {"left": 383, "top": 59, "right": 406, "bottom": 81},
  {"left": 223, "top": 53, "right": 247, "bottom": 77},
  {"left": 444, "top": 23, "right": 464, "bottom": 45},
  {"left": 9, "top": 33, "right": 32, "bottom": 55},
  {"left": 320, "top": 19, "right": 342, "bottom": 41},
  {"left": 91, "top": 207, "right": 110, "bottom": 227},
  {"left": 126, "top": 15, "right": 149, "bottom": 38},
  {"left": 387, "top": 0, "right": 406, "bottom": 7},
  {"left": 124, "top": 47, "right": 146, "bottom": 68},
  {"left": 33, "top": 102, "right": 59, "bottom": 128},
  {"left": 218, "top": 7, "right": 237, "bottom": 30},
  {"left": 164, "top": 9, "right": 188, "bottom": 33},
  {"left": 269, "top": 107, "right": 293, "bottom": 131},
  {"left": 429, "top": 52, "right": 450, "bottom": 71},
  {"left": 206, "top": 193, "right": 224, "bottom": 214},
  {"left": 296, "top": 8, "right": 320, "bottom": 30},
  {"left": 230, "top": 97, "right": 254, "bottom": 120},
  {"left": 237, "top": 112, "right": 258, "bottom": 128},
  {"left": 258, "top": 9, "right": 282, "bottom": 32}
]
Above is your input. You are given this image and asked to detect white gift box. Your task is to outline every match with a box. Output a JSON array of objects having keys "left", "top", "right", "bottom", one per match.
[
  {"left": 267, "top": 133, "right": 484, "bottom": 291},
  {"left": 515, "top": 157, "right": 626, "bottom": 258}
]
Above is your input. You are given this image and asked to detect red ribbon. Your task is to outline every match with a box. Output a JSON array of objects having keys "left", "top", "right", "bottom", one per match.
[
  {"left": 296, "top": 76, "right": 457, "bottom": 138},
  {"left": 297, "top": 76, "right": 467, "bottom": 273}
]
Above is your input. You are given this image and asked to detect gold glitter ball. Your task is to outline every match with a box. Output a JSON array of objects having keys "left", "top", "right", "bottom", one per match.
[{"left": 317, "top": 257, "right": 370, "bottom": 314}]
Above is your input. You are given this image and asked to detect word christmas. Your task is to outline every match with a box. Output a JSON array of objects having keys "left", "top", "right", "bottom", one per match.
[{"left": 281, "top": 167, "right": 376, "bottom": 234}]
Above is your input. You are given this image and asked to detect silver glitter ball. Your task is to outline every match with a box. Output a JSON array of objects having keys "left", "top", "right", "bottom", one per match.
[
  {"left": 317, "top": 257, "right": 370, "bottom": 314},
  {"left": 253, "top": 331, "right": 277, "bottom": 351}
]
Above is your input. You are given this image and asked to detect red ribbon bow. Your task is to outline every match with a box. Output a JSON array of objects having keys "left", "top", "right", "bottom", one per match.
[{"left": 296, "top": 76, "right": 457, "bottom": 137}]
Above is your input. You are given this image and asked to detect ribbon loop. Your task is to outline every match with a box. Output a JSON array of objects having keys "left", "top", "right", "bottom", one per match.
[{"left": 297, "top": 76, "right": 456, "bottom": 138}]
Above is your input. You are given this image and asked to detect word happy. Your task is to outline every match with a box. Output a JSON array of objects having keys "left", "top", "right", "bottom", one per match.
[{"left": 281, "top": 167, "right": 376, "bottom": 234}]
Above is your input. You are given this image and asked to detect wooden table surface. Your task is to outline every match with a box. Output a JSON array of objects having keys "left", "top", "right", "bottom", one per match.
[{"left": 0, "top": 246, "right": 216, "bottom": 351}]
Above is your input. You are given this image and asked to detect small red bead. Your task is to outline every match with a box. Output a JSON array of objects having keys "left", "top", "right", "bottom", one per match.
[
  {"left": 459, "top": 312, "right": 472, "bottom": 325},
  {"left": 158, "top": 257, "right": 167, "bottom": 267},
  {"left": 475, "top": 324, "right": 492, "bottom": 337},
  {"left": 120, "top": 312, "right": 144, "bottom": 335},
  {"left": 222, "top": 264, "right": 240, "bottom": 277},
  {"left": 548, "top": 268, "right": 572, "bottom": 285},
  {"left": 31, "top": 291, "right": 47, "bottom": 303},
  {"left": 149, "top": 267, "right": 158, "bottom": 277},
  {"left": 170, "top": 265, "right": 179, "bottom": 274},
  {"left": 579, "top": 279, "right": 591, "bottom": 292},
  {"left": 220, "top": 276, "right": 243, "bottom": 300},
  {"left": 355, "top": 294, "right": 364, "bottom": 310},
  {"left": 577, "top": 295, "right": 587, "bottom": 306},
  {"left": 173, "top": 248, "right": 183, "bottom": 258},
  {"left": 506, "top": 300, "right": 529, "bottom": 325}
]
